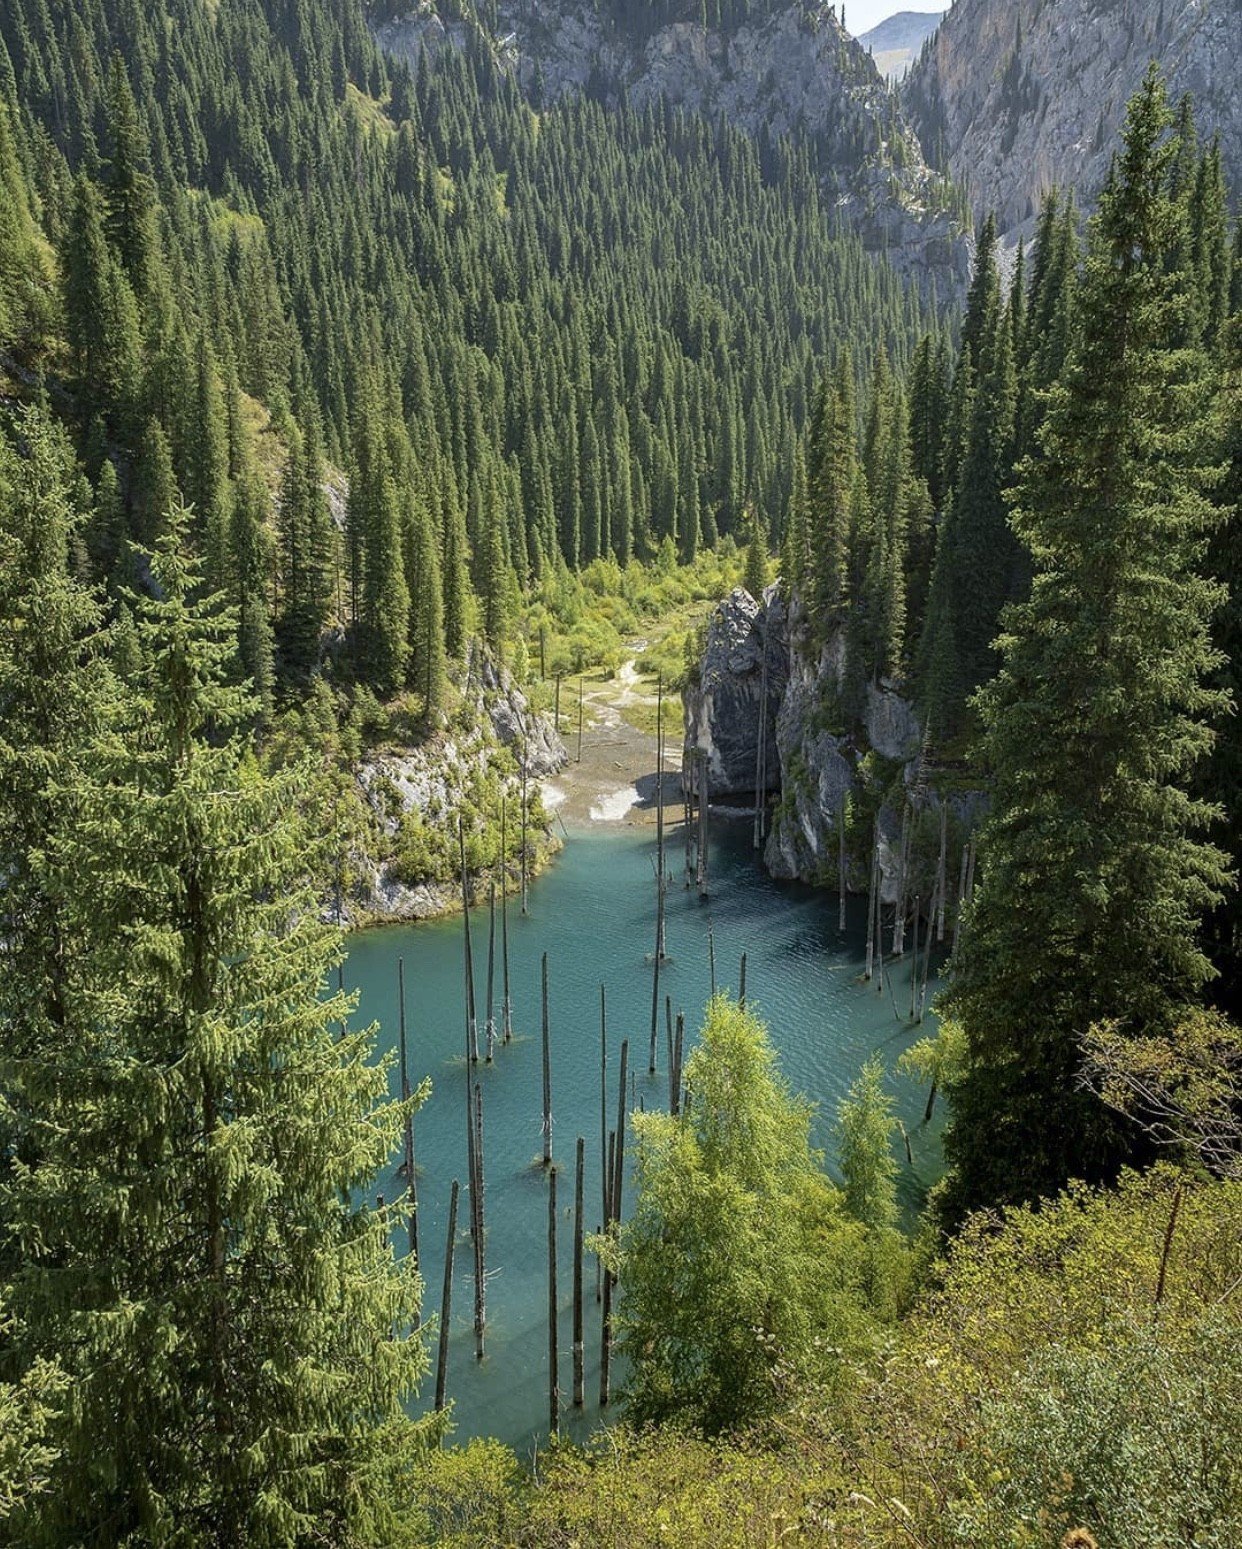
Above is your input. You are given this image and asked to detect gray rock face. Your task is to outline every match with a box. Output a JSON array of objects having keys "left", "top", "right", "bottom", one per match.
[
  {"left": 471, "top": 647, "right": 567, "bottom": 778},
  {"left": 343, "top": 657, "right": 567, "bottom": 925},
  {"left": 686, "top": 586, "right": 988, "bottom": 903},
  {"left": 683, "top": 586, "right": 789, "bottom": 797},
  {"left": 905, "top": 0, "right": 1242, "bottom": 236},
  {"left": 764, "top": 632, "right": 856, "bottom": 882},
  {"left": 859, "top": 11, "right": 945, "bottom": 83},
  {"left": 371, "top": 0, "right": 970, "bottom": 292},
  {"left": 865, "top": 681, "right": 922, "bottom": 762}
]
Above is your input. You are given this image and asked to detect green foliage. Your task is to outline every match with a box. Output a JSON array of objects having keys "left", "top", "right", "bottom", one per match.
[
  {"left": 836, "top": 1057, "right": 898, "bottom": 1233},
  {"left": 616, "top": 997, "right": 882, "bottom": 1434},
  {"left": 1, "top": 513, "right": 437, "bottom": 1543},
  {"left": 405, "top": 1169, "right": 1242, "bottom": 1549},
  {"left": 941, "top": 71, "right": 1232, "bottom": 1220},
  {"left": 0, "top": 1313, "right": 63, "bottom": 1529},
  {"left": 947, "top": 1323, "right": 1242, "bottom": 1547},
  {"left": 0, "top": 99, "right": 51, "bottom": 355},
  {"left": 853, "top": 1168, "right": 1242, "bottom": 1548},
  {"left": 2, "top": 0, "right": 941, "bottom": 723}
]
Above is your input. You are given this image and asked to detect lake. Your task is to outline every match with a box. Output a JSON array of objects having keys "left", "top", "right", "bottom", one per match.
[{"left": 343, "top": 811, "right": 943, "bottom": 1456}]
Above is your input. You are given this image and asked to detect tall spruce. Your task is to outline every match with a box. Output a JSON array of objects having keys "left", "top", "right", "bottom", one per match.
[
  {"left": 2, "top": 516, "right": 435, "bottom": 1544},
  {"left": 941, "top": 72, "right": 1231, "bottom": 1221}
]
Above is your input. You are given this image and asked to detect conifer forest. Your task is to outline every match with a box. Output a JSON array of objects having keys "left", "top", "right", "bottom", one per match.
[{"left": 0, "top": 0, "right": 1240, "bottom": 1542}]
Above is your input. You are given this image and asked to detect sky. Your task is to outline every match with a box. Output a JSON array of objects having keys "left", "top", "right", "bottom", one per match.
[{"left": 843, "top": 2, "right": 944, "bottom": 37}]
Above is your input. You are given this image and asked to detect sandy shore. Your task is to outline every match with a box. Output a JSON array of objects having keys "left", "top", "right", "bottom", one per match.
[{"left": 540, "top": 649, "right": 685, "bottom": 830}]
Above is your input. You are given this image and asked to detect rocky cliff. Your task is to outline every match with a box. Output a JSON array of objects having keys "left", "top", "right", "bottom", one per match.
[
  {"left": 373, "top": 0, "right": 969, "bottom": 290},
  {"left": 342, "top": 652, "right": 567, "bottom": 926},
  {"left": 904, "top": 0, "right": 1241, "bottom": 235},
  {"left": 683, "top": 587, "right": 789, "bottom": 798},
  {"left": 686, "top": 585, "right": 984, "bottom": 903}
]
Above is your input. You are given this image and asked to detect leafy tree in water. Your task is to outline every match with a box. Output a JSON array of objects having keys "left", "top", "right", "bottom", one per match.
[
  {"left": 615, "top": 997, "right": 881, "bottom": 1433},
  {"left": 941, "top": 70, "right": 1231, "bottom": 1222},
  {"left": 2, "top": 515, "right": 435, "bottom": 1544}
]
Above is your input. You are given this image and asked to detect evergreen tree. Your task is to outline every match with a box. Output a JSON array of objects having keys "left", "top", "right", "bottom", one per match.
[
  {"left": 2, "top": 517, "right": 435, "bottom": 1544},
  {"left": 743, "top": 508, "right": 768, "bottom": 600},
  {"left": 360, "top": 473, "right": 411, "bottom": 695},
  {"left": 941, "top": 72, "right": 1231, "bottom": 1220},
  {"left": 276, "top": 415, "right": 335, "bottom": 683},
  {"left": 806, "top": 356, "right": 856, "bottom": 630},
  {"left": 0, "top": 406, "right": 117, "bottom": 1218},
  {"left": 442, "top": 496, "right": 469, "bottom": 661},
  {"left": 0, "top": 97, "right": 49, "bottom": 353},
  {"left": 406, "top": 487, "right": 447, "bottom": 718},
  {"left": 60, "top": 175, "right": 141, "bottom": 435},
  {"left": 131, "top": 415, "right": 178, "bottom": 549},
  {"left": 102, "top": 54, "right": 160, "bottom": 302}
]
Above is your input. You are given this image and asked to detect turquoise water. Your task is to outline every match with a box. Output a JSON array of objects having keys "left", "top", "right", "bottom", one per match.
[{"left": 344, "top": 815, "right": 943, "bottom": 1456}]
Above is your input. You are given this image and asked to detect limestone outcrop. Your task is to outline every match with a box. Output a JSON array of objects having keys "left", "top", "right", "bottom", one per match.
[
  {"left": 340, "top": 655, "right": 567, "bottom": 926},
  {"left": 687, "top": 586, "right": 986, "bottom": 904},
  {"left": 683, "top": 586, "right": 789, "bottom": 798}
]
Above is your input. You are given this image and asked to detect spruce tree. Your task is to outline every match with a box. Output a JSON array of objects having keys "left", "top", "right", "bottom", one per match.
[
  {"left": 806, "top": 356, "right": 856, "bottom": 630},
  {"left": 406, "top": 486, "right": 447, "bottom": 719},
  {"left": 3, "top": 516, "right": 435, "bottom": 1544},
  {"left": 0, "top": 406, "right": 117, "bottom": 1207},
  {"left": 743, "top": 508, "right": 768, "bottom": 600},
  {"left": 102, "top": 54, "right": 160, "bottom": 302},
  {"left": 360, "top": 472, "right": 411, "bottom": 695},
  {"left": 941, "top": 71, "right": 1231, "bottom": 1220}
]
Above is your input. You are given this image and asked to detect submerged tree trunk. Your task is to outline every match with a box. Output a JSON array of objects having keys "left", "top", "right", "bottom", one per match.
[
  {"left": 541, "top": 953, "right": 553, "bottom": 1169},
  {"left": 435, "top": 1179, "right": 459, "bottom": 1412},
  {"left": 572, "top": 1134, "right": 585, "bottom": 1407}
]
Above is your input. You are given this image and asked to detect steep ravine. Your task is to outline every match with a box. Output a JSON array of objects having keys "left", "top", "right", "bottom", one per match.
[
  {"left": 372, "top": 0, "right": 969, "bottom": 292},
  {"left": 684, "top": 586, "right": 985, "bottom": 903}
]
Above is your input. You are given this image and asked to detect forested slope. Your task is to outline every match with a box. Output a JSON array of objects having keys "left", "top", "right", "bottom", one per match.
[{"left": 0, "top": 0, "right": 946, "bottom": 721}]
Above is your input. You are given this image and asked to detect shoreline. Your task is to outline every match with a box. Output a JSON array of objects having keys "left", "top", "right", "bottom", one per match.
[{"left": 345, "top": 649, "right": 674, "bottom": 933}]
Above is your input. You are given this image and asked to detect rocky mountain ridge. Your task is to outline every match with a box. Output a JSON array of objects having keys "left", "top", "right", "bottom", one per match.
[
  {"left": 372, "top": 0, "right": 970, "bottom": 289},
  {"left": 904, "top": 0, "right": 1241, "bottom": 235},
  {"left": 858, "top": 10, "right": 944, "bottom": 82}
]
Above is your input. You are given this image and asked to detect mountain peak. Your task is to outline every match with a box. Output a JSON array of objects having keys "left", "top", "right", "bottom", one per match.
[{"left": 858, "top": 10, "right": 944, "bottom": 82}]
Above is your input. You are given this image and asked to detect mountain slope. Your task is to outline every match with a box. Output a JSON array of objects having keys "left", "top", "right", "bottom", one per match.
[
  {"left": 858, "top": 10, "right": 944, "bottom": 82},
  {"left": 904, "top": 0, "right": 1242, "bottom": 233},
  {"left": 373, "top": 0, "right": 969, "bottom": 288}
]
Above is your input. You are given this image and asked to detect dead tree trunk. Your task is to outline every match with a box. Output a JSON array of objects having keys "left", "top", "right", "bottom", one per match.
[
  {"left": 838, "top": 791, "right": 848, "bottom": 932},
  {"left": 892, "top": 804, "right": 910, "bottom": 957},
  {"left": 520, "top": 744, "right": 529, "bottom": 917},
  {"left": 572, "top": 1135, "right": 585, "bottom": 1407},
  {"left": 472, "top": 1083, "right": 486, "bottom": 1360},
  {"left": 541, "top": 952, "right": 553, "bottom": 1169},
  {"left": 459, "top": 824, "right": 478, "bottom": 1066},
  {"left": 696, "top": 753, "right": 710, "bottom": 899},
  {"left": 434, "top": 1179, "right": 459, "bottom": 1412},
  {"left": 865, "top": 823, "right": 879, "bottom": 981},
  {"left": 548, "top": 1164, "right": 559, "bottom": 1437},
  {"left": 501, "top": 801, "right": 513, "bottom": 1045},
  {"left": 753, "top": 623, "right": 769, "bottom": 850},
  {"left": 398, "top": 958, "right": 418, "bottom": 1263},
  {"left": 485, "top": 882, "right": 496, "bottom": 1063}
]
